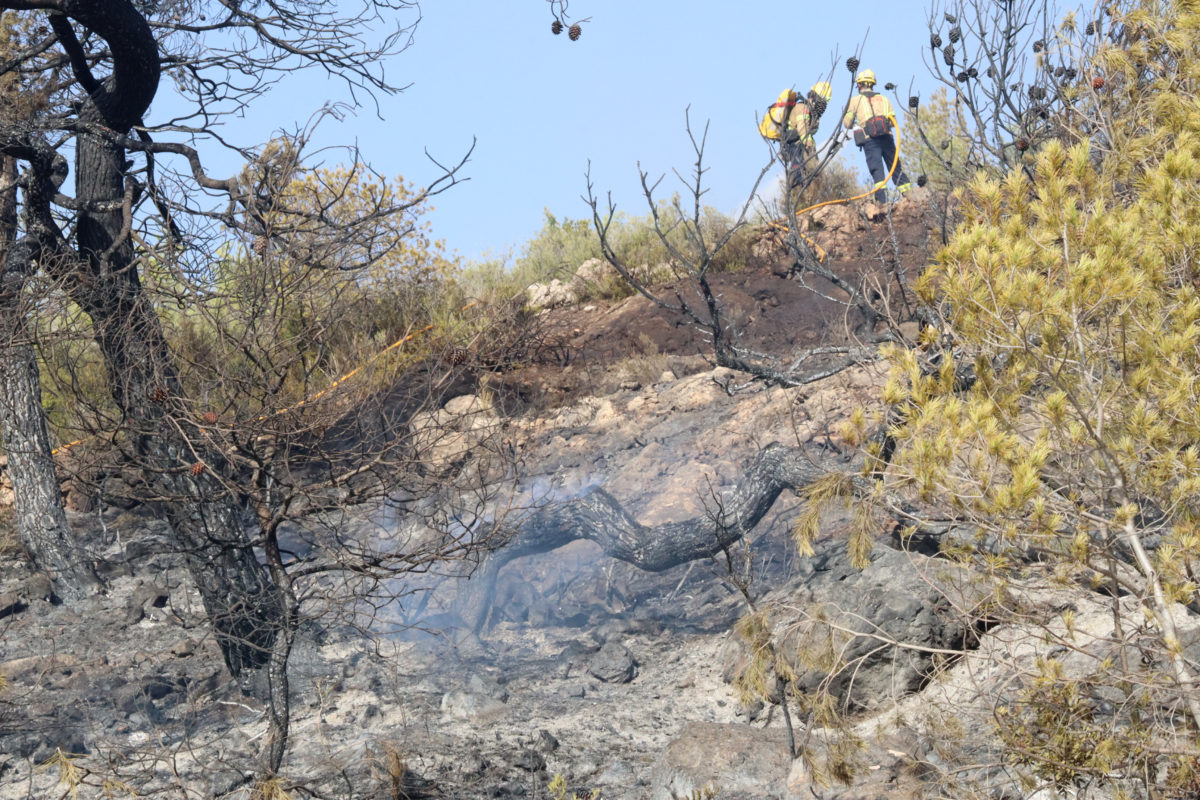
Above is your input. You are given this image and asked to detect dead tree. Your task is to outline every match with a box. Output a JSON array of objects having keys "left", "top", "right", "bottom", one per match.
[
  {"left": 0, "top": 0, "right": 524, "bottom": 775},
  {"left": 907, "top": 0, "right": 1106, "bottom": 182},
  {"left": 0, "top": 153, "right": 102, "bottom": 599}
]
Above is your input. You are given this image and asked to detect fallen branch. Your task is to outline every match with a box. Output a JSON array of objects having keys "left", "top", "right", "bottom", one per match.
[{"left": 454, "top": 442, "right": 829, "bottom": 632}]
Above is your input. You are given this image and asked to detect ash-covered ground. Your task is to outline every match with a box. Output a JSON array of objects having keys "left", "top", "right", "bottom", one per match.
[{"left": 0, "top": 201, "right": 951, "bottom": 799}]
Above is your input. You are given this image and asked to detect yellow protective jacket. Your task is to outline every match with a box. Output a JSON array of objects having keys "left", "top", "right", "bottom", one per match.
[
  {"left": 842, "top": 91, "right": 898, "bottom": 131},
  {"left": 760, "top": 90, "right": 819, "bottom": 146},
  {"left": 785, "top": 101, "right": 818, "bottom": 145}
]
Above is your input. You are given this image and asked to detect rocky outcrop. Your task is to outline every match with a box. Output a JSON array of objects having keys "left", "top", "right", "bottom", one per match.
[
  {"left": 526, "top": 278, "right": 579, "bottom": 310},
  {"left": 724, "top": 537, "right": 982, "bottom": 712}
]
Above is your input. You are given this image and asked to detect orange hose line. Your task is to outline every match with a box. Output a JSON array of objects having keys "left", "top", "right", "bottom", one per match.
[
  {"left": 768, "top": 126, "right": 904, "bottom": 261},
  {"left": 52, "top": 300, "right": 481, "bottom": 454},
  {"left": 765, "top": 219, "right": 828, "bottom": 262},
  {"left": 52, "top": 129, "right": 907, "bottom": 457},
  {"left": 258, "top": 298, "right": 479, "bottom": 420}
]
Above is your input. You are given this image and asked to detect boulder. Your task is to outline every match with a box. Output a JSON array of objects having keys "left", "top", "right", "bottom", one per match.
[
  {"left": 526, "top": 279, "right": 578, "bottom": 310},
  {"left": 728, "top": 537, "right": 979, "bottom": 712},
  {"left": 648, "top": 722, "right": 792, "bottom": 800},
  {"left": 588, "top": 641, "right": 636, "bottom": 683},
  {"left": 572, "top": 257, "right": 618, "bottom": 291}
]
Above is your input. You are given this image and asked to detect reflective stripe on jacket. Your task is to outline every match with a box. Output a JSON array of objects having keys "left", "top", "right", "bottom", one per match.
[
  {"left": 842, "top": 91, "right": 897, "bottom": 130},
  {"left": 786, "top": 101, "right": 816, "bottom": 145}
]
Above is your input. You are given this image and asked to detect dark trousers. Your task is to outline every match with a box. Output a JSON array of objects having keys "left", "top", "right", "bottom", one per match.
[
  {"left": 781, "top": 139, "right": 812, "bottom": 191},
  {"left": 860, "top": 134, "right": 909, "bottom": 201}
]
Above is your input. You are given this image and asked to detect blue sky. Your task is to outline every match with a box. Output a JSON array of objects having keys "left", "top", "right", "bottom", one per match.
[{"left": 167, "top": 1, "right": 942, "bottom": 263}]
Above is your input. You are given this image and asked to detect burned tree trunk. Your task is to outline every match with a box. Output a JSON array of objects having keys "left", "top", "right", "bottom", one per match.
[
  {"left": 456, "top": 442, "right": 828, "bottom": 632},
  {"left": 27, "top": 1, "right": 284, "bottom": 676},
  {"left": 0, "top": 154, "right": 102, "bottom": 600}
]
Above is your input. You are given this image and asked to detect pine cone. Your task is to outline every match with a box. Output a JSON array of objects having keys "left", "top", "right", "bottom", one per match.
[
  {"left": 190, "top": 462, "right": 205, "bottom": 477},
  {"left": 1085, "top": 20, "right": 1096, "bottom": 35},
  {"left": 944, "top": 12, "right": 957, "bottom": 23},
  {"left": 884, "top": 82, "right": 896, "bottom": 91},
  {"left": 1064, "top": 67, "right": 1077, "bottom": 80},
  {"left": 930, "top": 33, "right": 942, "bottom": 49},
  {"left": 948, "top": 26, "right": 961, "bottom": 43},
  {"left": 810, "top": 96, "right": 827, "bottom": 115},
  {"left": 1032, "top": 39, "right": 1045, "bottom": 53},
  {"left": 253, "top": 236, "right": 268, "bottom": 255},
  {"left": 943, "top": 44, "right": 955, "bottom": 67},
  {"left": 1016, "top": 138, "right": 1030, "bottom": 151},
  {"left": 845, "top": 56, "right": 860, "bottom": 73},
  {"left": 568, "top": 23, "right": 581, "bottom": 41},
  {"left": 149, "top": 386, "right": 169, "bottom": 404},
  {"left": 551, "top": 19, "right": 563, "bottom": 35},
  {"left": 1054, "top": 66, "right": 1065, "bottom": 78},
  {"left": 1092, "top": 75, "right": 1105, "bottom": 89},
  {"left": 908, "top": 95, "right": 919, "bottom": 109},
  {"left": 956, "top": 71, "right": 969, "bottom": 82},
  {"left": 917, "top": 175, "right": 928, "bottom": 188},
  {"left": 202, "top": 411, "right": 219, "bottom": 425},
  {"left": 447, "top": 346, "right": 470, "bottom": 366},
  {"left": 967, "top": 67, "right": 978, "bottom": 78}
]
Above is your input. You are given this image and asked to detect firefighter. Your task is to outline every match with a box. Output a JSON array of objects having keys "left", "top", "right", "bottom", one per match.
[
  {"left": 783, "top": 82, "right": 832, "bottom": 190},
  {"left": 761, "top": 82, "right": 833, "bottom": 192},
  {"left": 842, "top": 69, "right": 912, "bottom": 203}
]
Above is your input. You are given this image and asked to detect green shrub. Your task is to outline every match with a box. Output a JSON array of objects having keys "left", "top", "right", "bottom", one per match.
[{"left": 458, "top": 203, "right": 758, "bottom": 306}]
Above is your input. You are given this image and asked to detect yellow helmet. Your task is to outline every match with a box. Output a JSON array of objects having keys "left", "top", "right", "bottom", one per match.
[
  {"left": 810, "top": 81, "right": 832, "bottom": 101},
  {"left": 856, "top": 69, "right": 877, "bottom": 87}
]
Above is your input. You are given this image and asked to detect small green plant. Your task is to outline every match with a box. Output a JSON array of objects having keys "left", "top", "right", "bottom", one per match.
[{"left": 547, "top": 772, "right": 602, "bottom": 800}]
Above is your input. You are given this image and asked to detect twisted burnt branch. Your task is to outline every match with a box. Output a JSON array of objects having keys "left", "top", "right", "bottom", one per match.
[{"left": 456, "top": 442, "right": 830, "bottom": 632}]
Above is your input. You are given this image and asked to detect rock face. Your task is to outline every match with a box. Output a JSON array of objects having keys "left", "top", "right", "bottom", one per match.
[
  {"left": 648, "top": 722, "right": 793, "bottom": 800},
  {"left": 772, "top": 539, "right": 978, "bottom": 710}
]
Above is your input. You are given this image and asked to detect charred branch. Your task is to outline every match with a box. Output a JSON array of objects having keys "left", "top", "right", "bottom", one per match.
[{"left": 455, "top": 442, "right": 829, "bottom": 632}]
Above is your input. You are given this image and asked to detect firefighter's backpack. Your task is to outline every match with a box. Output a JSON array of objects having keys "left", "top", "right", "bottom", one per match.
[
  {"left": 859, "top": 92, "right": 892, "bottom": 138},
  {"left": 759, "top": 88, "right": 798, "bottom": 141}
]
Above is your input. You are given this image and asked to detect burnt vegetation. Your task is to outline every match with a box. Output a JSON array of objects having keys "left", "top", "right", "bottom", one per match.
[{"left": 1, "top": 0, "right": 1199, "bottom": 797}]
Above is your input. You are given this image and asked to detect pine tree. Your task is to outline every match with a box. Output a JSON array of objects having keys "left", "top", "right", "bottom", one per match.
[{"left": 826, "top": 1, "right": 1200, "bottom": 793}]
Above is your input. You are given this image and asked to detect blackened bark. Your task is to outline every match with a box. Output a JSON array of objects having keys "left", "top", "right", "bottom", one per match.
[
  {"left": 259, "top": 512, "right": 299, "bottom": 775},
  {"left": 33, "top": 0, "right": 283, "bottom": 676},
  {"left": 455, "top": 442, "right": 828, "bottom": 632},
  {"left": 0, "top": 155, "right": 101, "bottom": 600}
]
